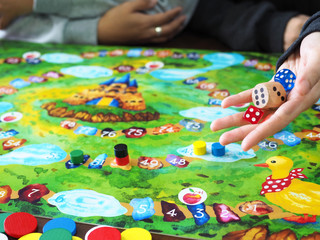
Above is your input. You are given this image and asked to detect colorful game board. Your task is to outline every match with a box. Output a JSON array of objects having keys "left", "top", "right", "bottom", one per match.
[{"left": 0, "top": 40, "right": 320, "bottom": 239}]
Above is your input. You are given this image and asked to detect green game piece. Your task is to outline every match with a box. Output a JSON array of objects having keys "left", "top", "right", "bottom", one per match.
[
  {"left": 70, "top": 150, "right": 84, "bottom": 165},
  {"left": 0, "top": 213, "right": 11, "bottom": 233},
  {"left": 40, "top": 228, "right": 72, "bottom": 240}
]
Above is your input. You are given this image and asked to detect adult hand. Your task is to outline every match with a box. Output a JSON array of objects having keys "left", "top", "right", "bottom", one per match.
[
  {"left": 97, "top": 0, "right": 186, "bottom": 44},
  {"left": 211, "top": 32, "right": 320, "bottom": 151},
  {"left": 0, "top": 0, "right": 33, "bottom": 29}
]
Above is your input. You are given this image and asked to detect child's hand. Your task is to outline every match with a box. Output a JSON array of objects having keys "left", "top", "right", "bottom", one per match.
[
  {"left": 211, "top": 32, "right": 320, "bottom": 151},
  {"left": 0, "top": 0, "right": 33, "bottom": 29},
  {"left": 97, "top": 0, "right": 186, "bottom": 44}
]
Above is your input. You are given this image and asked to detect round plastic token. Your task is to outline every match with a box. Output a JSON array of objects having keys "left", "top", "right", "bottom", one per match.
[
  {"left": 0, "top": 112, "right": 23, "bottom": 122},
  {"left": 85, "top": 226, "right": 121, "bottom": 240},
  {"left": 121, "top": 228, "right": 152, "bottom": 240},
  {"left": 43, "top": 218, "right": 76, "bottom": 235},
  {"left": 19, "top": 233, "right": 42, "bottom": 239},
  {"left": 40, "top": 228, "right": 72, "bottom": 240},
  {"left": 72, "top": 237, "right": 82, "bottom": 240},
  {"left": 4, "top": 212, "right": 37, "bottom": 238},
  {"left": 0, "top": 213, "right": 11, "bottom": 233},
  {"left": 70, "top": 150, "right": 84, "bottom": 164},
  {"left": 0, "top": 233, "right": 8, "bottom": 240}
]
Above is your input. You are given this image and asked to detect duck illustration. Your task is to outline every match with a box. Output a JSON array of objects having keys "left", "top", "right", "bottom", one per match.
[{"left": 255, "top": 156, "right": 320, "bottom": 224}]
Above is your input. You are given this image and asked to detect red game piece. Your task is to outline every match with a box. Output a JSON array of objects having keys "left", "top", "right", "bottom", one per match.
[
  {"left": 85, "top": 226, "right": 121, "bottom": 240},
  {"left": 114, "top": 144, "right": 130, "bottom": 166},
  {"left": 4, "top": 212, "right": 37, "bottom": 238},
  {"left": 243, "top": 106, "right": 263, "bottom": 124}
]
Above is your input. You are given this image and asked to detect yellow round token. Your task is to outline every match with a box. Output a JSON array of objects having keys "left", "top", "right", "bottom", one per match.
[
  {"left": 19, "top": 233, "right": 42, "bottom": 240},
  {"left": 72, "top": 237, "right": 82, "bottom": 240},
  {"left": 193, "top": 141, "right": 207, "bottom": 155},
  {"left": 121, "top": 228, "right": 152, "bottom": 240}
]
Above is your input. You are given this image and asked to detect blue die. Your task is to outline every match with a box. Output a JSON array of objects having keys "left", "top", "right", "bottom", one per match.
[{"left": 274, "top": 69, "right": 296, "bottom": 92}]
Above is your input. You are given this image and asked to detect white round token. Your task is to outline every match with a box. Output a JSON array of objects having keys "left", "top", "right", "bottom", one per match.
[
  {"left": 0, "top": 233, "right": 8, "bottom": 240},
  {"left": 22, "top": 51, "right": 41, "bottom": 59},
  {"left": 0, "top": 112, "right": 23, "bottom": 122},
  {"left": 178, "top": 187, "right": 207, "bottom": 205}
]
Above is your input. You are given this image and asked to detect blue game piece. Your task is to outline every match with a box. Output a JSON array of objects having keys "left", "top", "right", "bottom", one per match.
[
  {"left": 187, "top": 203, "right": 210, "bottom": 225},
  {"left": 274, "top": 69, "right": 296, "bottom": 92},
  {"left": 212, "top": 142, "right": 225, "bottom": 156},
  {"left": 88, "top": 154, "right": 107, "bottom": 169},
  {"left": 273, "top": 130, "right": 301, "bottom": 147},
  {"left": 43, "top": 217, "right": 76, "bottom": 235},
  {"left": 130, "top": 197, "right": 155, "bottom": 221}
]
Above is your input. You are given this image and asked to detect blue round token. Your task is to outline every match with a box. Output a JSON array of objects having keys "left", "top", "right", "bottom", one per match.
[
  {"left": 212, "top": 142, "right": 225, "bottom": 157},
  {"left": 43, "top": 218, "right": 76, "bottom": 235}
]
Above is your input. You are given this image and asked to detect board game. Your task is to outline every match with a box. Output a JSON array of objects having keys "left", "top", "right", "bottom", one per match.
[{"left": 0, "top": 40, "right": 320, "bottom": 239}]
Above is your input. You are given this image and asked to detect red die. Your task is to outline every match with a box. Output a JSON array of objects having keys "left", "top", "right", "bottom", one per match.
[{"left": 243, "top": 106, "right": 264, "bottom": 124}]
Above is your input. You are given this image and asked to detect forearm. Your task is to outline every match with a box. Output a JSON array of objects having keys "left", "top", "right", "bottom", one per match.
[{"left": 277, "top": 11, "right": 320, "bottom": 69}]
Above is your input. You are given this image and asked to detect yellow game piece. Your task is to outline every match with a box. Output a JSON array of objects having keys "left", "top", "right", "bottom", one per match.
[
  {"left": 19, "top": 233, "right": 42, "bottom": 240},
  {"left": 121, "top": 228, "right": 152, "bottom": 240},
  {"left": 72, "top": 237, "right": 82, "bottom": 240},
  {"left": 193, "top": 141, "right": 206, "bottom": 155}
]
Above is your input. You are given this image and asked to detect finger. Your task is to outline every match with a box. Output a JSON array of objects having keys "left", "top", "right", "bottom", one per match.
[
  {"left": 149, "top": 7, "right": 182, "bottom": 27},
  {"left": 148, "top": 15, "right": 186, "bottom": 42},
  {"left": 210, "top": 112, "right": 248, "bottom": 132},
  {"left": 128, "top": 0, "right": 157, "bottom": 12},
  {"left": 219, "top": 124, "right": 257, "bottom": 146},
  {"left": 221, "top": 89, "right": 252, "bottom": 108}
]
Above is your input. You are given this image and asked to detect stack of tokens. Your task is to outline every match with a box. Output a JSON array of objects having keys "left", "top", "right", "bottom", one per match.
[{"left": 114, "top": 144, "right": 130, "bottom": 166}]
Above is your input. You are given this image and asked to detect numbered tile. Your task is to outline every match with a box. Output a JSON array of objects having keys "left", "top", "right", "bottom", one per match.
[
  {"left": 152, "top": 124, "right": 180, "bottom": 135},
  {"left": 273, "top": 131, "right": 301, "bottom": 146},
  {"left": 122, "top": 127, "right": 147, "bottom": 138},
  {"left": 74, "top": 126, "right": 97, "bottom": 136},
  {"left": 258, "top": 139, "right": 278, "bottom": 151},
  {"left": 114, "top": 65, "right": 134, "bottom": 73},
  {"left": 187, "top": 203, "right": 210, "bottom": 225},
  {"left": 18, "top": 184, "right": 50, "bottom": 203},
  {"left": 312, "top": 105, "right": 320, "bottom": 112},
  {"left": 301, "top": 129, "right": 320, "bottom": 141},
  {"left": 4, "top": 57, "right": 21, "bottom": 64},
  {"left": 130, "top": 197, "right": 155, "bottom": 221},
  {"left": 138, "top": 156, "right": 163, "bottom": 170},
  {"left": 161, "top": 201, "right": 186, "bottom": 222},
  {"left": 143, "top": 49, "right": 155, "bottom": 57},
  {"left": 255, "top": 63, "right": 272, "bottom": 71},
  {"left": 81, "top": 52, "right": 97, "bottom": 59},
  {"left": 65, "top": 154, "right": 90, "bottom": 169},
  {"left": 187, "top": 52, "right": 200, "bottom": 60},
  {"left": 88, "top": 154, "right": 107, "bottom": 169},
  {"left": 179, "top": 119, "right": 204, "bottom": 132},
  {"left": 26, "top": 58, "right": 41, "bottom": 64},
  {"left": 196, "top": 82, "right": 216, "bottom": 91},
  {"left": 10, "top": 79, "right": 30, "bottom": 89},
  {"left": 156, "top": 50, "right": 171, "bottom": 58},
  {"left": 239, "top": 200, "right": 273, "bottom": 216},
  {"left": 100, "top": 128, "right": 117, "bottom": 138},
  {"left": 166, "top": 154, "right": 189, "bottom": 168},
  {"left": 0, "top": 86, "right": 17, "bottom": 96},
  {"left": 98, "top": 50, "right": 108, "bottom": 57},
  {"left": 183, "top": 76, "right": 207, "bottom": 85},
  {"left": 0, "top": 130, "right": 19, "bottom": 139},
  {"left": 60, "top": 120, "right": 77, "bottom": 129},
  {"left": 28, "top": 76, "right": 47, "bottom": 83},
  {"left": 208, "top": 98, "right": 222, "bottom": 106},
  {"left": 109, "top": 49, "right": 124, "bottom": 56},
  {"left": 2, "top": 139, "right": 26, "bottom": 150},
  {"left": 42, "top": 71, "right": 63, "bottom": 78},
  {"left": 208, "top": 89, "right": 230, "bottom": 99},
  {"left": 127, "top": 48, "right": 142, "bottom": 57},
  {"left": 0, "top": 185, "right": 12, "bottom": 204},
  {"left": 136, "top": 66, "right": 149, "bottom": 74},
  {"left": 243, "top": 59, "right": 258, "bottom": 67},
  {"left": 171, "top": 52, "right": 184, "bottom": 59},
  {"left": 212, "top": 203, "right": 241, "bottom": 223}
]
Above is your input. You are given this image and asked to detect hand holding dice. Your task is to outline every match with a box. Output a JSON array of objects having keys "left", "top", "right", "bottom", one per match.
[{"left": 243, "top": 69, "right": 296, "bottom": 124}]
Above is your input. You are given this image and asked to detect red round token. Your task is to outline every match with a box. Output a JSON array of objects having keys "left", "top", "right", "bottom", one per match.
[
  {"left": 4, "top": 212, "right": 37, "bottom": 238},
  {"left": 85, "top": 226, "right": 121, "bottom": 240}
]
